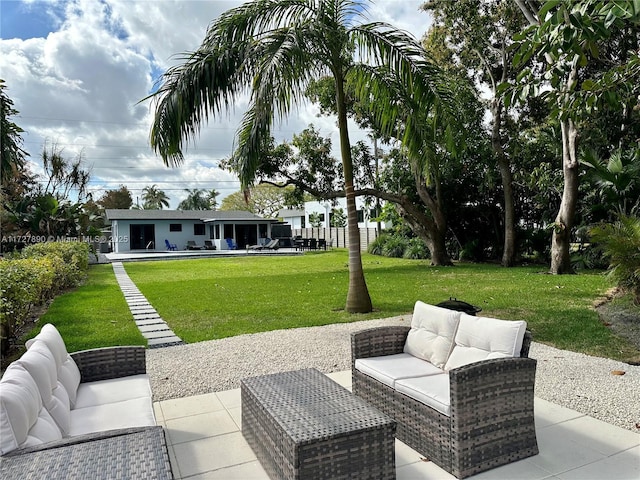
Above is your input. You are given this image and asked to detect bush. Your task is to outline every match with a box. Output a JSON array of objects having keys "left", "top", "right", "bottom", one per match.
[
  {"left": 22, "top": 241, "right": 90, "bottom": 291},
  {"left": 0, "top": 257, "right": 55, "bottom": 350},
  {"left": 0, "top": 242, "right": 90, "bottom": 353},
  {"left": 382, "top": 235, "right": 408, "bottom": 258},
  {"left": 368, "top": 234, "right": 390, "bottom": 256},
  {"left": 403, "top": 238, "right": 431, "bottom": 260},
  {"left": 590, "top": 215, "right": 640, "bottom": 305}
]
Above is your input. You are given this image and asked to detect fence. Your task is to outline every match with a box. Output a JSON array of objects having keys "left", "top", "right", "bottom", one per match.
[{"left": 291, "top": 227, "right": 380, "bottom": 251}]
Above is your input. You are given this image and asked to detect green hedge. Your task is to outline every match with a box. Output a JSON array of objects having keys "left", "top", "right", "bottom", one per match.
[{"left": 0, "top": 242, "right": 90, "bottom": 351}]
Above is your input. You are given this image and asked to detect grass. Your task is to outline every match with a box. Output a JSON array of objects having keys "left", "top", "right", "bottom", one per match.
[
  {"left": 34, "top": 264, "right": 145, "bottom": 352},
  {"left": 30, "top": 250, "right": 639, "bottom": 362}
]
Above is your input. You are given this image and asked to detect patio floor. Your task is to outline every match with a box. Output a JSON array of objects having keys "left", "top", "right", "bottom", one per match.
[{"left": 153, "top": 370, "right": 640, "bottom": 480}]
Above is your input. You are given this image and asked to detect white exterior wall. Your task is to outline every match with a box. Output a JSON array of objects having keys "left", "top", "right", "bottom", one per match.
[
  {"left": 111, "top": 219, "right": 208, "bottom": 252},
  {"left": 304, "top": 199, "right": 388, "bottom": 229}
]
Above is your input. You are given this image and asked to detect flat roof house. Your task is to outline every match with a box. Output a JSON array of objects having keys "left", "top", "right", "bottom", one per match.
[{"left": 105, "top": 209, "right": 279, "bottom": 252}]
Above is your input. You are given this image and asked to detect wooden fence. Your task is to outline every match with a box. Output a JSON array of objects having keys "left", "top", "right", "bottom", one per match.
[{"left": 291, "top": 227, "right": 380, "bottom": 251}]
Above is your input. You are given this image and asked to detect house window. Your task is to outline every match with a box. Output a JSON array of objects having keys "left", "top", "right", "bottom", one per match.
[
  {"left": 357, "top": 210, "right": 364, "bottom": 223},
  {"left": 301, "top": 216, "right": 305, "bottom": 228},
  {"left": 169, "top": 223, "right": 182, "bottom": 232},
  {"left": 194, "top": 224, "right": 205, "bottom": 236},
  {"left": 223, "top": 224, "right": 234, "bottom": 239},
  {"left": 318, "top": 213, "right": 325, "bottom": 222}
]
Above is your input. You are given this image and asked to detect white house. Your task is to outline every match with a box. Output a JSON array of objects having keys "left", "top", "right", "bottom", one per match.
[
  {"left": 279, "top": 199, "right": 389, "bottom": 230},
  {"left": 105, "top": 209, "right": 279, "bottom": 252}
]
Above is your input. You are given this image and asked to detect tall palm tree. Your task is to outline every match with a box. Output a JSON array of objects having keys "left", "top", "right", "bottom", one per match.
[
  {"left": 178, "top": 188, "right": 210, "bottom": 210},
  {"left": 141, "top": 184, "right": 170, "bottom": 210},
  {"left": 147, "top": 0, "right": 450, "bottom": 313}
]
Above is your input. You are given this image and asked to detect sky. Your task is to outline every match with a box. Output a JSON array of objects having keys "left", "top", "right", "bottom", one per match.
[{"left": 1, "top": 0, "right": 431, "bottom": 208}]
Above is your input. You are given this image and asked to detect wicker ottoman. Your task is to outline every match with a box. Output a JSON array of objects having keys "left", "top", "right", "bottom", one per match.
[{"left": 241, "top": 368, "right": 396, "bottom": 480}]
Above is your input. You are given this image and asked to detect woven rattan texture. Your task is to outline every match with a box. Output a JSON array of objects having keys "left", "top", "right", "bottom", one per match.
[
  {"left": 0, "top": 426, "right": 173, "bottom": 479},
  {"left": 71, "top": 346, "right": 146, "bottom": 382},
  {"left": 241, "top": 368, "right": 396, "bottom": 480},
  {"left": 351, "top": 326, "right": 538, "bottom": 479}
]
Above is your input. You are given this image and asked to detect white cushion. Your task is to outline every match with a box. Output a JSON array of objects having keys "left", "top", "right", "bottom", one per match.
[
  {"left": 444, "top": 313, "right": 527, "bottom": 371},
  {"left": 68, "top": 397, "right": 156, "bottom": 436},
  {"left": 74, "top": 375, "right": 152, "bottom": 409},
  {"left": 26, "top": 324, "right": 67, "bottom": 368},
  {"left": 404, "top": 301, "right": 461, "bottom": 368},
  {"left": 16, "top": 340, "right": 70, "bottom": 435},
  {"left": 0, "top": 364, "right": 62, "bottom": 454},
  {"left": 58, "top": 355, "right": 81, "bottom": 407},
  {"left": 355, "top": 353, "right": 444, "bottom": 388},
  {"left": 26, "top": 324, "right": 81, "bottom": 406},
  {"left": 396, "top": 373, "right": 451, "bottom": 416}
]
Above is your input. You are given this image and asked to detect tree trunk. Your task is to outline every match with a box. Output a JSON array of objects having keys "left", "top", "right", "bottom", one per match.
[
  {"left": 415, "top": 177, "right": 453, "bottom": 266},
  {"left": 550, "top": 116, "right": 579, "bottom": 274},
  {"left": 491, "top": 99, "right": 517, "bottom": 267},
  {"left": 335, "top": 76, "right": 372, "bottom": 313}
]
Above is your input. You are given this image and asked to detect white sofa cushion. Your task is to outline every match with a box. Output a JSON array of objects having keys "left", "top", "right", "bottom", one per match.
[
  {"left": 15, "top": 340, "right": 71, "bottom": 435},
  {"left": 404, "top": 302, "right": 461, "bottom": 368},
  {"left": 74, "top": 374, "right": 152, "bottom": 409},
  {"left": 355, "top": 353, "right": 444, "bottom": 388},
  {"left": 395, "top": 373, "right": 451, "bottom": 416},
  {"left": 26, "top": 324, "right": 81, "bottom": 406},
  {"left": 444, "top": 313, "right": 527, "bottom": 371},
  {"left": 68, "top": 397, "right": 156, "bottom": 436},
  {"left": 0, "top": 364, "right": 62, "bottom": 455}
]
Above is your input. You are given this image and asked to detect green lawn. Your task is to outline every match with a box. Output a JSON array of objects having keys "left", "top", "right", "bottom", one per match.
[
  {"left": 36, "top": 264, "right": 144, "bottom": 352},
  {"left": 35, "top": 250, "right": 639, "bottom": 362}
]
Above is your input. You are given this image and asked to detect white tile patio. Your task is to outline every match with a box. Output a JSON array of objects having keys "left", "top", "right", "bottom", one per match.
[{"left": 153, "top": 370, "right": 640, "bottom": 480}]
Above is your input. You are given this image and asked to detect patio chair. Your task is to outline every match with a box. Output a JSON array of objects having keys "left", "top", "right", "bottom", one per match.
[
  {"left": 186, "top": 240, "right": 204, "bottom": 250},
  {"left": 203, "top": 240, "right": 216, "bottom": 250},
  {"left": 225, "top": 238, "right": 237, "bottom": 250},
  {"left": 164, "top": 239, "right": 177, "bottom": 251}
]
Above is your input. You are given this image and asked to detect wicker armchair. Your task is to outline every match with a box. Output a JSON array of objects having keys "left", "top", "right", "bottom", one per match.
[{"left": 351, "top": 326, "right": 538, "bottom": 479}]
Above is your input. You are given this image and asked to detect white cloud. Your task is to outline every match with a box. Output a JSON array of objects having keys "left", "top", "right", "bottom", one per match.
[{"left": 1, "top": 0, "right": 431, "bottom": 208}]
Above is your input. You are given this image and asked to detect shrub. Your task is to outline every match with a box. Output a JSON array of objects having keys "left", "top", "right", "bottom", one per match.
[
  {"left": 22, "top": 241, "right": 89, "bottom": 290},
  {"left": 368, "top": 234, "right": 390, "bottom": 256},
  {"left": 382, "top": 235, "right": 408, "bottom": 258},
  {"left": 590, "top": 215, "right": 640, "bottom": 304},
  {"left": 403, "top": 238, "right": 431, "bottom": 260},
  {"left": 0, "top": 257, "right": 55, "bottom": 350}
]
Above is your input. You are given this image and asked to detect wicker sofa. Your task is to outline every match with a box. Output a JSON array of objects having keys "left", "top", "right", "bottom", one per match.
[
  {"left": 0, "top": 324, "right": 173, "bottom": 479},
  {"left": 351, "top": 301, "right": 538, "bottom": 479}
]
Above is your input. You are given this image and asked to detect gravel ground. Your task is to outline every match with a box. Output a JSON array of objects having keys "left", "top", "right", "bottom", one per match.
[{"left": 147, "top": 315, "right": 640, "bottom": 433}]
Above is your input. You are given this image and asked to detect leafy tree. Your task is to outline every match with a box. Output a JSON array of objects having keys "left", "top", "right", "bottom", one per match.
[
  {"left": 330, "top": 208, "right": 347, "bottom": 227},
  {"left": 309, "top": 212, "right": 324, "bottom": 227},
  {"left": 141, "top": 184, "right": 170, "bottom": 210},
  {"left": 510, "top": 0, "right": 640, "bottom": 273},
  {"left": 0, "top": 79, "right": 28, "bottom": 184},
  {"left": 146, "top": 0, "right": 453, "bottom": 312},
  {"left": 220, "top": 184, "right": 293, "bottom": 217},
  {"left": 422, "top": 0, "right": 528, "bottom": 267},
  {"left": 97, "top": 185, "right": 133, "bottom": 210}
]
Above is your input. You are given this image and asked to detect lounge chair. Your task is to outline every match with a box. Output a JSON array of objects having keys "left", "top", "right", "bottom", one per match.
[
  {"left": 204, "top": 240, "right": 216, "bottom": 250},
  {"left": 165, "top": 239, "right": 177, "bottom": 251},
  {"left": 186, "top": 240, "right": 204, "bottom": 250},
  {"left": 225, "top": 238, "right": 237, "bottom": 250},
  {"left": 248, "top": 239, "right": 279, "bottom": 251}
]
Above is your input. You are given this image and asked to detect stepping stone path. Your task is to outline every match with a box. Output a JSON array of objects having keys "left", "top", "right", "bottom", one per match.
[{"left": 112, "top": 262, "right": 184, "bottom": 348}]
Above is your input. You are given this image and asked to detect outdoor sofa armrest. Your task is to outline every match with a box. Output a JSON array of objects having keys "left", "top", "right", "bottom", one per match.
[
  {"left": 350, "top": 326, "right": 410, "bottom": 368},
  {"left": 2, "top": 426, "right": 158, "bottom": 457},
  {"left": 71, "top": 346, "right": 146, "bottom": 383}
]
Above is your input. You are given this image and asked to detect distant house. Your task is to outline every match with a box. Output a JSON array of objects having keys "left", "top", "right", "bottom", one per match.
[
  {"left": 105, "top": 209, "right": 279, "bottom": 252},
  {"left": 279, "top": 199, "right": 389, "bottom": 229}
]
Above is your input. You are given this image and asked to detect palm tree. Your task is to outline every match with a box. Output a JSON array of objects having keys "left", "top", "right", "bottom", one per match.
[
  {"left": 141, "top": 184, "right": 170, "bottom": 210},
  {"left": 178, "top": 188, "right": 211, "bottom": 210},
  {"left": 147, "top": 0, "right": 450, "bottom": 313}
]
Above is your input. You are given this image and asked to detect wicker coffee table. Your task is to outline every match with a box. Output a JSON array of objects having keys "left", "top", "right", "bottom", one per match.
[{"left": 241, "top": 368, "right": 396, "bottom": 480}]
